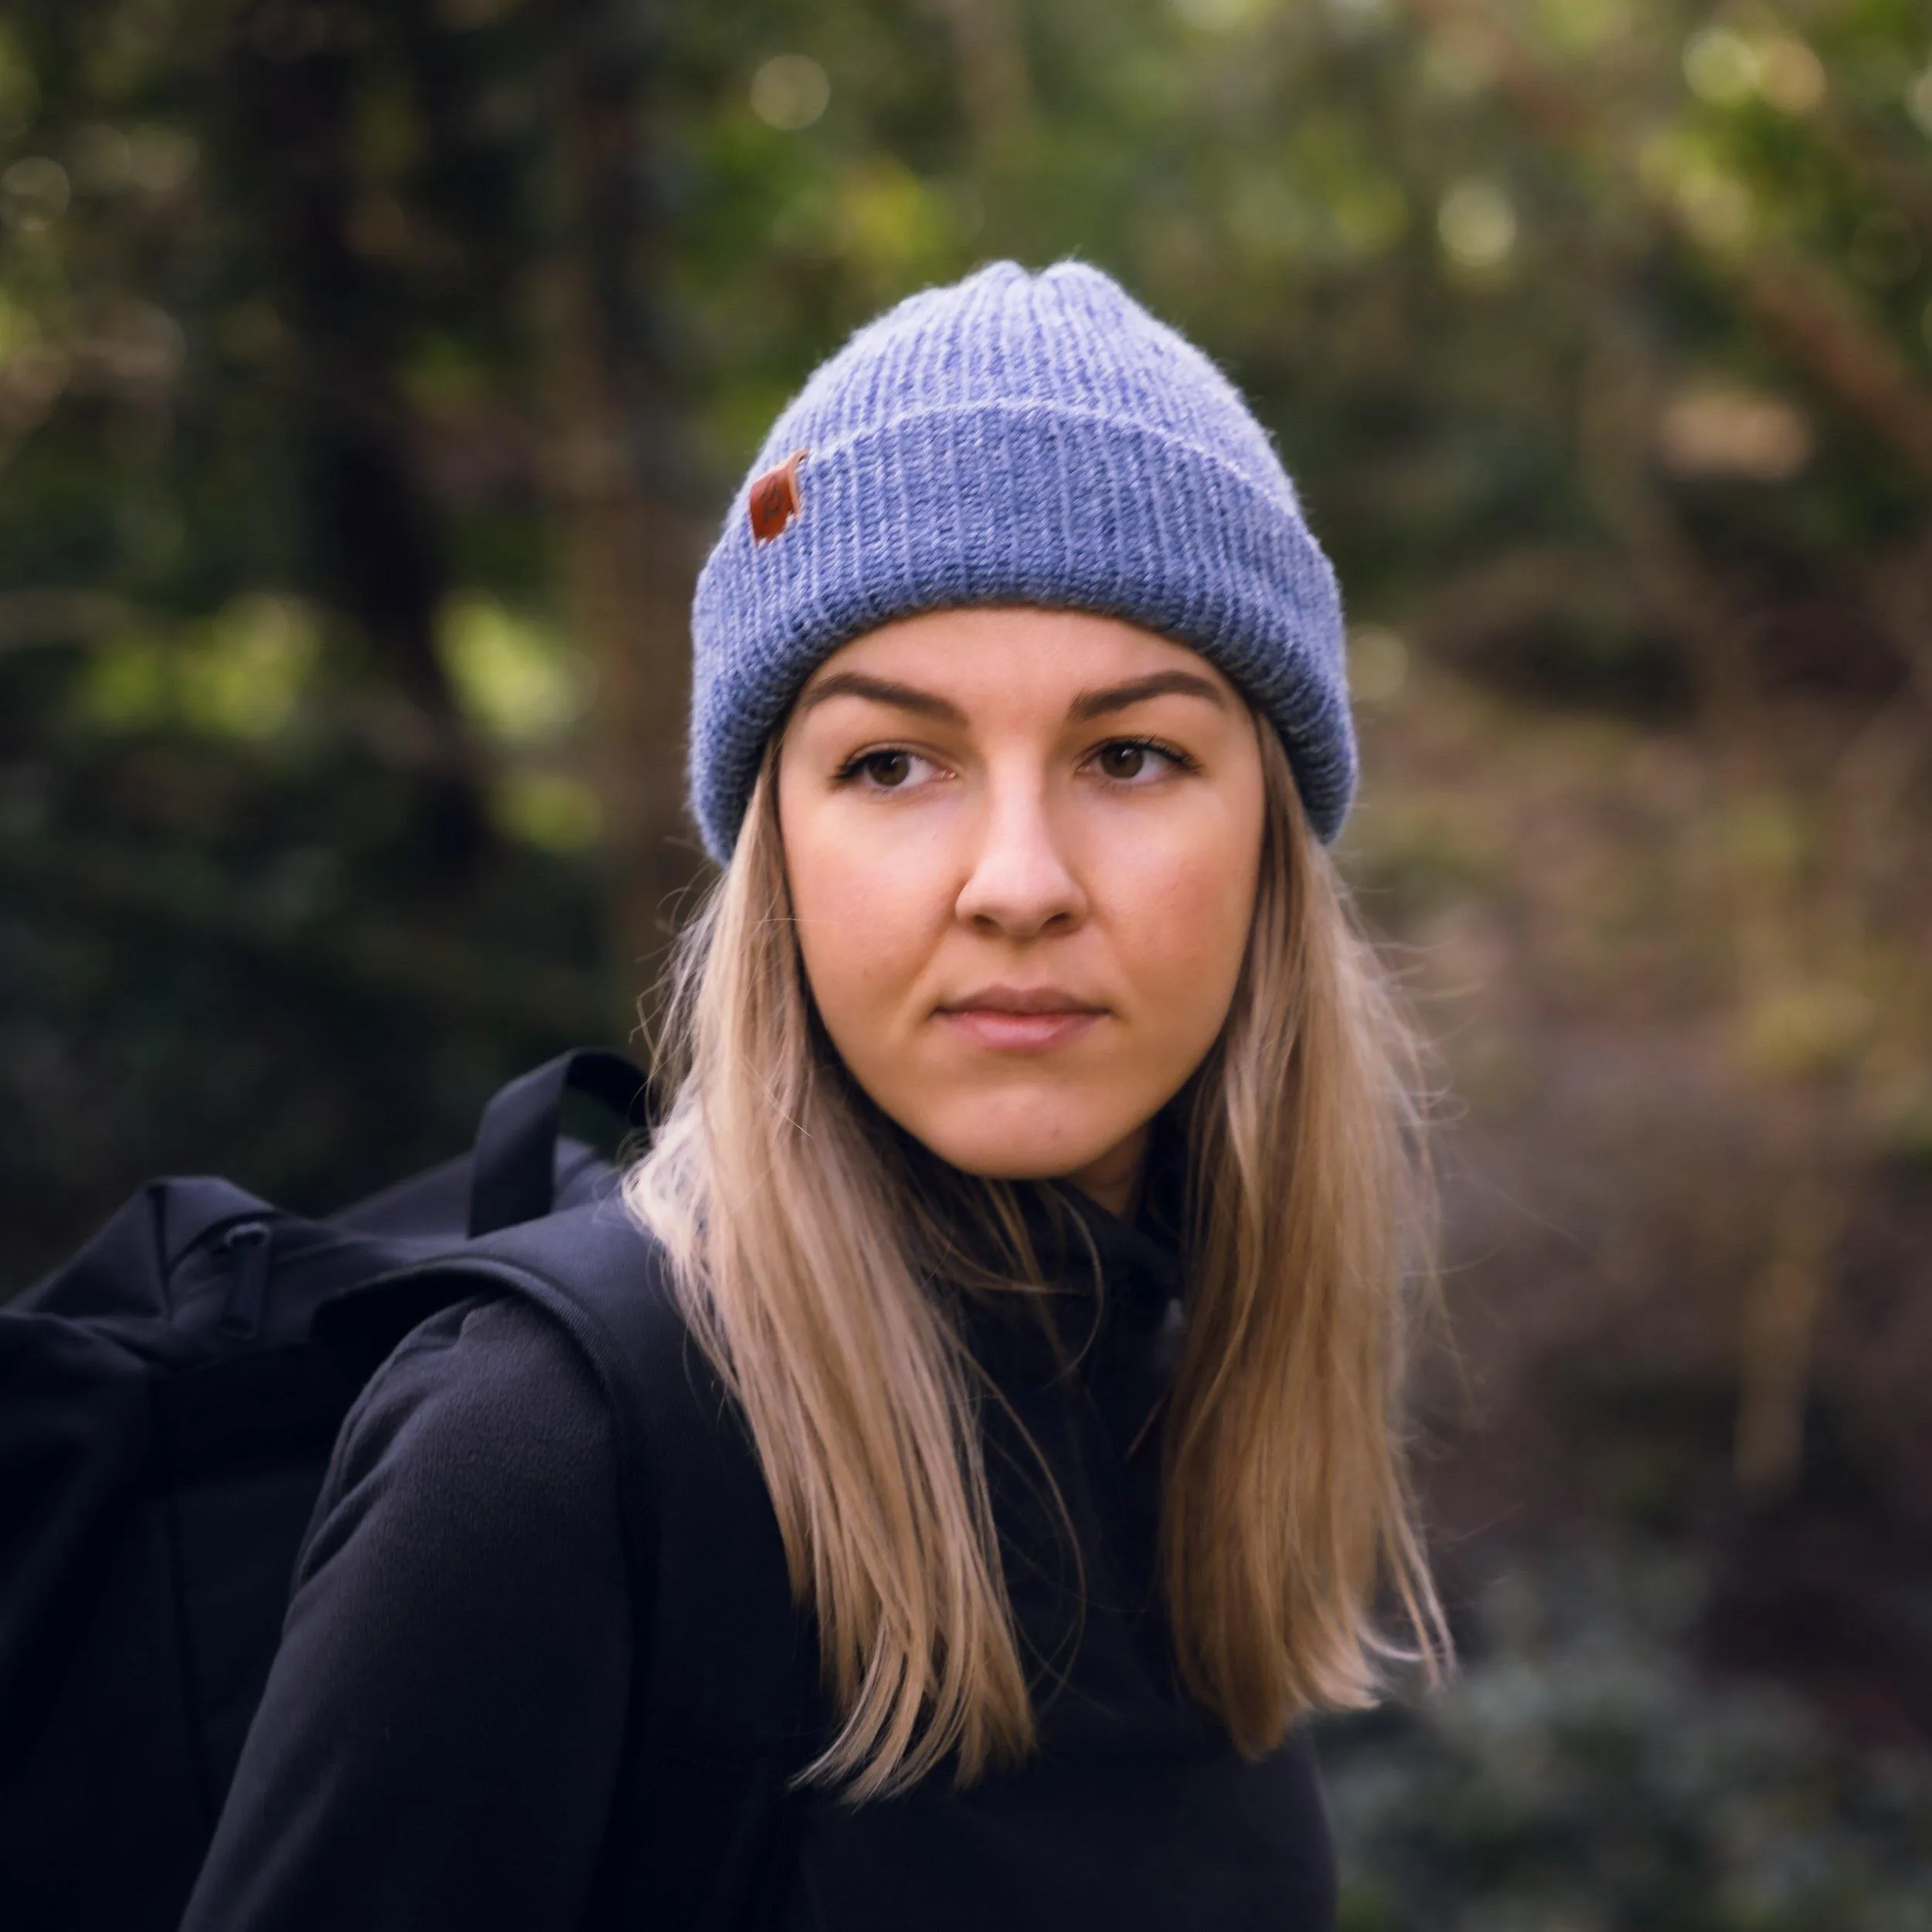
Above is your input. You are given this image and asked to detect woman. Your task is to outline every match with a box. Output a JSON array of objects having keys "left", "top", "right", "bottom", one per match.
[{"left": 182, "top": 259, "right": 1445, "bottom": 1930}]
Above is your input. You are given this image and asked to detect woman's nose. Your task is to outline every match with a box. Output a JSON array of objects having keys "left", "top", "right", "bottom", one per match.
[{"left": 953, "top": 781, "right": 1087, "bottom": 940}]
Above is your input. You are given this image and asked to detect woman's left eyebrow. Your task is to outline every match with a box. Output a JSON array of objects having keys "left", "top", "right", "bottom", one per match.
[{"left": 1068, "top": 671, "right": 1227, "bottom": 720}]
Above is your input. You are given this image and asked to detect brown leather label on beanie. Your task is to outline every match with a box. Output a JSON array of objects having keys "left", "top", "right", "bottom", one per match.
[{"left": 748, "top": 448, "right": 809, "bottom": 544}]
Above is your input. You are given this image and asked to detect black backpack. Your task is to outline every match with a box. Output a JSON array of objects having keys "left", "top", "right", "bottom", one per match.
[{"left": 0, "top": 1050, "right": 816, "bottom": 1932}]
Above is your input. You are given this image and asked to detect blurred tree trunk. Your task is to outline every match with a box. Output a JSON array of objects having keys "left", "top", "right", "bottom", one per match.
[
  {"left": 226, "top": 1, "right": 488, "bottom": 879},
  {"left": 1734, "top": 1149, "right": 1848, "bottom": 1494},
  {"left": 540, "top": 0, "right": 707, "bottom": 1037},
  {"left": 1579, "top": 330, "right": 1857, "bottom": 1502},
  {"left": 917, "top": 0, "right": 1035, "bottom": 164}
]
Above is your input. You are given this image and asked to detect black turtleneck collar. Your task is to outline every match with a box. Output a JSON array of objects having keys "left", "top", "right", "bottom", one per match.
[
  {"left": 864, "top": 1090, "right": 1191, "bottom": 1342},
  {"left": 1033, "top": 1117, "right": 1186, "bottom": 1321},
  {"left": 1040, "top": 1188, "right": 1180, "bottom": 1310}
]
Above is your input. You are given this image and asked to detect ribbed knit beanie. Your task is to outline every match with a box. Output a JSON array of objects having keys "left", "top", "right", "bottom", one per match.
[{"left": 688, "top": 257, "right": 1353, "bottom": 862}]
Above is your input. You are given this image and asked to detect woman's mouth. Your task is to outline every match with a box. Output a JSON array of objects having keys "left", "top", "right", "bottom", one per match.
[{"left": 936, "top": 986, "right": 1107, "bottom": 1054}]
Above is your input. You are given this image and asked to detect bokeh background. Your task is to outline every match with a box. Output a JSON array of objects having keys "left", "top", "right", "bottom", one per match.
[{"left": 4, "top": 0, "right": 1930, "bottom": 1921}]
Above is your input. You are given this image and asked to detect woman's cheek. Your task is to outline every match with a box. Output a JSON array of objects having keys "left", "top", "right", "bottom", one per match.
[
  {"left": 1110, "top": 823, "right": 1256, "bottom": 985},
  {"left": 800, "top": 859, "right": 939, "bottom": 1034}
]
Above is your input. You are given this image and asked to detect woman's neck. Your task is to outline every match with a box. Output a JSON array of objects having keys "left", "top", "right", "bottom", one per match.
[{"left": 1058, "top": 1121, "right": 1149, "bottom": 1223}]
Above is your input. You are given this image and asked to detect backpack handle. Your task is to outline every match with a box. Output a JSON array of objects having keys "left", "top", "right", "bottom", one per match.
[{"left": 468, "top": 1049, "right": 655, "bottom": 1237}]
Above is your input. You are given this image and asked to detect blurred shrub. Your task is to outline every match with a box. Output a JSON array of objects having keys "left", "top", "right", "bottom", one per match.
[{"left": 1324, "top": 1542, "right": 1932, "bottom": 1930}]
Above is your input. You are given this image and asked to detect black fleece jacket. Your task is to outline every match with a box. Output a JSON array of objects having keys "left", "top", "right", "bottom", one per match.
[{"left": 179, "top": 1175, "right": 1336, "bottom": 1932}]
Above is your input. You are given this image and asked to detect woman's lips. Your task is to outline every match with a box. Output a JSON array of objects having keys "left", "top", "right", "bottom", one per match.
[{"left": 937, "top": 1009, "right": 1104, "bottom": 1053}]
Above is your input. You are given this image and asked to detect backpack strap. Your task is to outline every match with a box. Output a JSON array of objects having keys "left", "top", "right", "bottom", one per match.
[
  {"left": 466, "top": 1051, "right": 655, "bottom": 1237},
  {"left": 318, "top": 1201, "right": 820, "bottom": 1930}
]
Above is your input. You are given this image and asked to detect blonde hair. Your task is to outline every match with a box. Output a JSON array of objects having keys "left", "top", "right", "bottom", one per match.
[{"left": 623, "top": 709, "right": 1447, "bottom": 1801}]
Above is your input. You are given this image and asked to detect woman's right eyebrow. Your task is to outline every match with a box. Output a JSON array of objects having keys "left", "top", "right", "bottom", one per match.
[
  {"left": 796, "top": 665, "right": 1229, "bottom": 725},
  {"left": 795, "top": 672, "right": 966, "bottom": 723}
]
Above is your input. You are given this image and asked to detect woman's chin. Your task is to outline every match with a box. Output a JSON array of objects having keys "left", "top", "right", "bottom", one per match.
[{"left": 892, "top": 1104, "right": 1136, "bottom": 1189}]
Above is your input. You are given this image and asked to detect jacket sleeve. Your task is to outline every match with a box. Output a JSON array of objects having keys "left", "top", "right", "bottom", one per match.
[{"left": 179, "top": 1294, "right": 634, "bottom": 1932}]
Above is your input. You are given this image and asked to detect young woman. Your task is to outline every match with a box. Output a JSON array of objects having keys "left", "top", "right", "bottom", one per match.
[{"left": 182, "top": 259, "right": 1445, "bottom": 1930}]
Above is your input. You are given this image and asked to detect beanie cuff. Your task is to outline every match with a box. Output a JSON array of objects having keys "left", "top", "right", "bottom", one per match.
[{"left": 690, "top": 400, "right": 1353, "bottom": 861}]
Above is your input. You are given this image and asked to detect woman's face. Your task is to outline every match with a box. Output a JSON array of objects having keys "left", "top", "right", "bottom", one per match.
[{"left": 775, "top": 606, "right": 1267, "bottom": 1216}]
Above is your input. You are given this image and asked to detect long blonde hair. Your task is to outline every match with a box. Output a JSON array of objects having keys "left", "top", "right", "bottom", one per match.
[{"left": 623, "top": 708, "right": 1447, "bottom": 1800}]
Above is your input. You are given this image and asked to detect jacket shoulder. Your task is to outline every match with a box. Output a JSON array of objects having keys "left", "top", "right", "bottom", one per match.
[{"left": 300, "top": 1290, "right": 625, "bottom": 1630}]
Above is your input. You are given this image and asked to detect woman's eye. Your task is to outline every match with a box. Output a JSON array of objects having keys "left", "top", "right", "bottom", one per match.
[
  {"left": 841, "top": 748, "right": 936, "bottom": 790},
  {"left": 1090, "top": 739, "right": 1184, "bottom": 784}
]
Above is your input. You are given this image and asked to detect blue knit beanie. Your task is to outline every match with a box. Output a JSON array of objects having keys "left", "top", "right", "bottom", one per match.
[{"left": 689, "top": 257, "right": 1353, "bottom": 862}]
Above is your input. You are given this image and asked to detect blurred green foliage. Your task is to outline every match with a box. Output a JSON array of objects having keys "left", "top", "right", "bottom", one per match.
[{"left": 1322, "top": 1539, "right": 1932, "bottom": 1930}]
